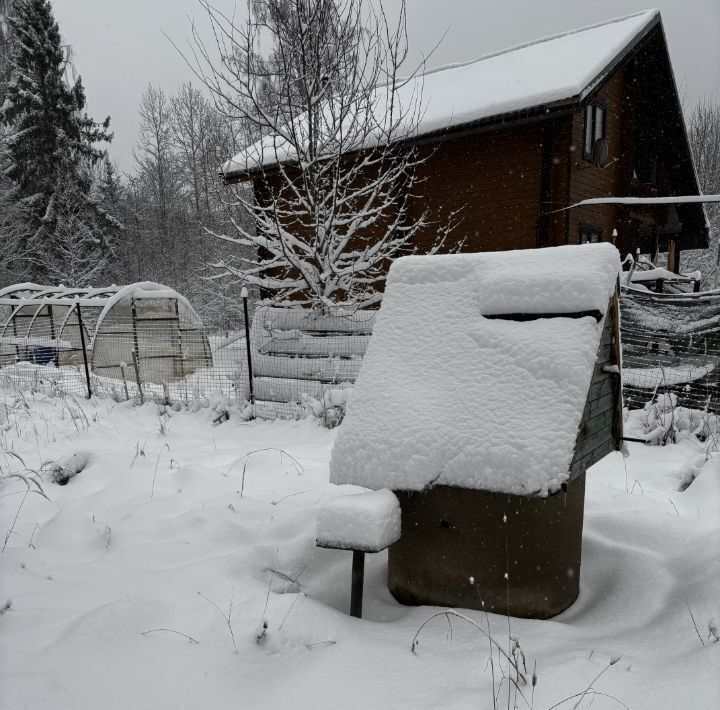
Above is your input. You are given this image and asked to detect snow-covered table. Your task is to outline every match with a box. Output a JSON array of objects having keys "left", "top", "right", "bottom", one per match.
[{"left": 316, "top": 489, "right": 401, "bottom": 618}]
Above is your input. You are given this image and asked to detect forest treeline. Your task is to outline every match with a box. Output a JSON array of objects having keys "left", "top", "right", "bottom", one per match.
[
  {"left": 1, "top": 1, "right": 718, "bottom": 331},
  {"left": 0, "top": 0, "right": 250, "bottom": 330}
]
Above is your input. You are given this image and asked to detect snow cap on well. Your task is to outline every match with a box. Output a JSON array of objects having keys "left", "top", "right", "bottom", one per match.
[{"left": 329, "top": 243, "right": 621, "bottom": 497}]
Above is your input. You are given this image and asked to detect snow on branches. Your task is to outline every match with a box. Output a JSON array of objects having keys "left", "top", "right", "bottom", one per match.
[{"left": 189, "top": 0, "right": 458, "bottom": 310}]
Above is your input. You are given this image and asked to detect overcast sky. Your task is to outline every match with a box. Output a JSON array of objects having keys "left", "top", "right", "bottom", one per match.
[{"left": 51, "top": 0, "right": 720, "bottom": 172}]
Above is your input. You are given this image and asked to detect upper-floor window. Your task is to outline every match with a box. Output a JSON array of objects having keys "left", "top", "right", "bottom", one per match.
[
  {"left": 583, "top": 102, "right": 606, "bottom": 159},
  {"left": 580, "top": 225, "right": 602, "bottom": 244}
]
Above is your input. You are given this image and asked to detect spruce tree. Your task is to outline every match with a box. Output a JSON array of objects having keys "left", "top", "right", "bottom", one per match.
[
  {"left": 0, "top": 1, "right": 16, "bottom": 95},
  {"left": 0, "top": 0, "right": 117, "bottom": 283}
]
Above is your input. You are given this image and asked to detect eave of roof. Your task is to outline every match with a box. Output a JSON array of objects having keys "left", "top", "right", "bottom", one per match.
[{"left": 222, "top": 9, "right": 662, "bottom": 183}]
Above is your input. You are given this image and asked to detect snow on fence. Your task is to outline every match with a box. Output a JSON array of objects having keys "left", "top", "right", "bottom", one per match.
[
  {"left": 620, "top": 287, "right": 720, "bottom": 412},
  {"left": 249, "top": 306, "right": 376, "bottom": 420}
]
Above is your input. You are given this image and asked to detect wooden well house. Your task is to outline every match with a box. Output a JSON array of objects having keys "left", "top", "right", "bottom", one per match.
[{"left": 329, "top": 243, "right": 623, "bottom": 619}]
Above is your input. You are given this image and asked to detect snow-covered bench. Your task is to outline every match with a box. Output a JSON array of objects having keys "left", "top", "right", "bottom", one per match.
[{"left": 316, "top": 489, "right": 401, "bottom": 618}]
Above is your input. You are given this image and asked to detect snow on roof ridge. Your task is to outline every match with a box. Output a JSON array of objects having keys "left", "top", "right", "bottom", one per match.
[
  {"left": 420, "top": 9, "right": 659, "bottom": 82},
  {"left": 223, "top": 9, "right": 662, "bottom": 176}
]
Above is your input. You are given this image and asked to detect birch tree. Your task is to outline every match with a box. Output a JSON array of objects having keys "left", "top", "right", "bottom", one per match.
[{"left": 190, "top": 0, "right": 455, "bottom": 310}]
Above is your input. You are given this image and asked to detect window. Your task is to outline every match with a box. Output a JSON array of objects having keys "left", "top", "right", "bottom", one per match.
[
  {"left": 583, "top": 102, "right": 606, "bottom": 158},
  {"left": 580, "top": 225, "right": 602, "bottom": 244}
]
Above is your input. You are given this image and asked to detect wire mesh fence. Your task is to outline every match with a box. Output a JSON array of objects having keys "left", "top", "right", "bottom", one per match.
[
  {"left": 620, "top": 287, "right": 720, "bottom": 413},
  {"left": 0, "top": 289, "right": 375, "bottom": 421},
  {"left": 0, "top": 284, "right": 251, "bottom": 409},
  {"left": 2, "top": 283, "right": 717, "bottom": 419}
]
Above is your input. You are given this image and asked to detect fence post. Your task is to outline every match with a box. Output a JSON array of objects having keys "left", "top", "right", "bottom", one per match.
[
  {"left": 130, "top": 296, "right": 144, "bottom": 405},
  {"left": 132, "top": 350, "right": 144, "bottom": 405},
  {"left": 241, "top": 287, "right": 255, "bottom": 416},
  {"left": 47, "top": 303, "right": 58, "bottom": 366},
  {"left": 76, "top": 303, "right": 92, "bottom": 399},
  {"left": 120, "top": 363, "right": 130, "bottom": 401}
]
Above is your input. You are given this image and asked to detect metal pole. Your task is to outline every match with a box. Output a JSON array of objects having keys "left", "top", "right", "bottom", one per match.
[
  {"left": 76, "top": 304, "right": 92, "bottom": 399},
  {"left": 241, "top": 287, "right": 255, "bottom": 413},
  {"left": 47, "top": 303, "right": 58, "bottom": 366},
  {"left": 130, "top": 297, "right": 144, "bottom": 405},
  {"left": 350, "top": 550, "right": 365, "bottom": 618},
  {"left": 132, "top": 350, "right": 144, "bottom": 405}
]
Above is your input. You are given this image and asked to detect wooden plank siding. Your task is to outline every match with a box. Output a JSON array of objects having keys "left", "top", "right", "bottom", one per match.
[
  {"left": 567, "top": 67, "right": 634, "bottom": 249},
  {"left": 407, "top": 122, "right": 545, "bottom": 254},
  {"left": 569, "top": 296, "right": 622, "bottom": 481}
]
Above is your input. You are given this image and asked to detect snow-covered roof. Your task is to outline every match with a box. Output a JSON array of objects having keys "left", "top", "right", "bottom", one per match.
[
  {"left": 330, "top": 243, "right": 621, "bottom": 497},
  {"left": 0, "top": 285, "right": 121, "bottom": 310},
  {"left": 90, "top": 282, "right": 204, "bottom": 349},
  {"left": 0, "top": 284, "right": 119, "bottom": 301},
  {"left": 223, "top": 10, "right": 659, "bottom": 177}
]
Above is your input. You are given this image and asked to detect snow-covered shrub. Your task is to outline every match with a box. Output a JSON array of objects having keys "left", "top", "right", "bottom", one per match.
[
  {"left": 639, "top": 393, "right": 719, "bottom": 450},
  {"left": 301, "top": 387, "right": 352, "bottom": 428},
  {"left": 44, "top": 450, "right": 92, "bottom": 485}
]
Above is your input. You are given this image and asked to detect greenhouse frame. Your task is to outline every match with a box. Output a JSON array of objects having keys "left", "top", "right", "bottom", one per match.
[{"left": 0, "top": 282, "right": 212, "bottom": 388}]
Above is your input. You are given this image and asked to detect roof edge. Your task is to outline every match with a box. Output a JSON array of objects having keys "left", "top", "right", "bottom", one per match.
[
  {"left": 425, "top": 9, "right": 660, "bottom": 86},
  {"left": 579, "top": 9, "right": 661, "bottom": 101},
  {"left": 222, "top": 9, "right": 663, "bottom": 183}
]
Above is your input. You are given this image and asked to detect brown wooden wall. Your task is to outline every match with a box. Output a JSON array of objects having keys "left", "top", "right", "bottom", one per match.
[
  {"left": 244, "top": 26, "right": 706, "bottom": 296},
  {"left": 566, "top": 68, "right": 634, "bottom": 251},
  {"left": 406, "top": 122, "right": 545, "bottom": 253}
]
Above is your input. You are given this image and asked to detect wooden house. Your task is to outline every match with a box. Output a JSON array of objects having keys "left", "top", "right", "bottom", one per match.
[
  {"left": 223, "top": 10, "right": 707, "bottom": 278},
  {"left": 329, "top": 244, "right": 623, "bottom": 618}
]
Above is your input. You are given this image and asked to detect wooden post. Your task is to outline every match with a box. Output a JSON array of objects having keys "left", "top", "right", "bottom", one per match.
[
  {"left": 667, "top": 239, "right": 677, "bottom": 274},
  {"left": 350, "top": 550, "right": 365, "bottom": 618},
  {"left": 241, "top": 287, "right": 255, "bottom": 414},
  {"left": 132, "top": 350, "right": 144, "bottom": 405},
  {"left": 76, "top": 304, "right": 92, "bottom": 399},
  {"left": 120, "top": 363, "right": 130, "bottom": 401}
]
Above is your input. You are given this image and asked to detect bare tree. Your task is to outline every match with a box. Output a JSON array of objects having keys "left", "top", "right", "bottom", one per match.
[
  {"left": 681, "top": 98, "right": 720, "bottom": 288},
  {"left": 133, "top": 85, "right": 187, "bottom": 285},
  {"left": 188, "top": 0, "right": 455, "bottom": 311},
  {"left": 171, "top": 82, "right": 209, "bottom": 219}
]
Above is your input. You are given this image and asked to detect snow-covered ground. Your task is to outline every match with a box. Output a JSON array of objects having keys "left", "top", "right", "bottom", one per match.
[{"left": 1, "top": 388, "right": 718, "bottom": 709}]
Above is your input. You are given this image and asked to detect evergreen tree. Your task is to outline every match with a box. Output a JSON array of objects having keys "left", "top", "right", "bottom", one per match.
[
  {"left": 0, "top": 0, "right": 16, "bottom": 96},
  {"left": 0, "top": 0, "right": 117, "bottom": 282}
]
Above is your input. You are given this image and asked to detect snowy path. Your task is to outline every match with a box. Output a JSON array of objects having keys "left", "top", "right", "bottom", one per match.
[{"left": 0, "top": 393, "right": 718, "bottom": 709}]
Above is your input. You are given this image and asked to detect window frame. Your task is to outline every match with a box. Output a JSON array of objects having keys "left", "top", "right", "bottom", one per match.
[
  {"left": 583, "top": 101, "right": 607, "bottom": 161},
  {"left": 579, "top": 223, "right": 603, "bottom": 245}
]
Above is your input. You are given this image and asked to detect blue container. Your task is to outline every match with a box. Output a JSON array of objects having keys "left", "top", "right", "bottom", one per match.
[{"left": 30, "top": 346, "right": 56, "bottom": 365}]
